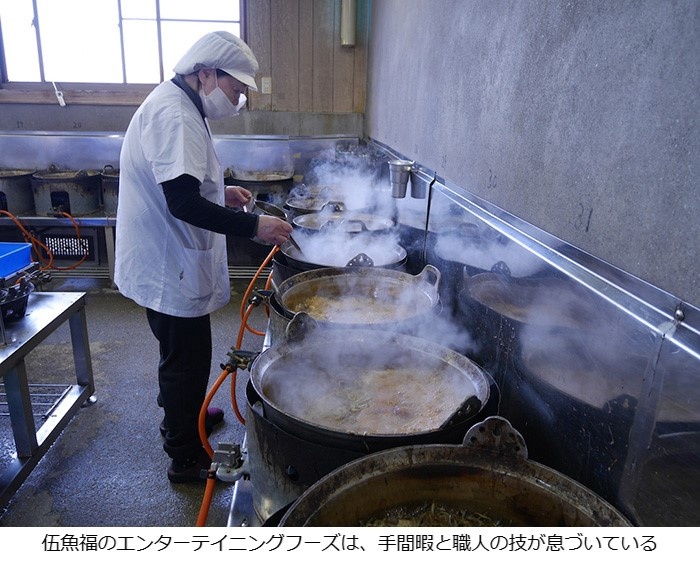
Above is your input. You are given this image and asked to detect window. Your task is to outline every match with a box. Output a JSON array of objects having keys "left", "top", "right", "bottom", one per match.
[{"left": 0, "top": 0, "right": 242, "bottom": 91}]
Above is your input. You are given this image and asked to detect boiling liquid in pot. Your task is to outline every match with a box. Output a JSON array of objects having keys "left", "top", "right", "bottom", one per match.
[
  {"left": 282, "top": 278, "right": 432, "bottom": 324},
  {"left": 261, "top": 352, "right": 478, "bottom": 435}
]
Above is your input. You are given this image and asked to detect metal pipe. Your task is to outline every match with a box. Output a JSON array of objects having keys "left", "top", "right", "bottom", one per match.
[{"left": 340, "top": 0, "right": 356, "bottom": 47}]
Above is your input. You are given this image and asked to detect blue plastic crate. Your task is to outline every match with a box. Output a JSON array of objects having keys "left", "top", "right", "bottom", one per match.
[{"left": 0, "top": 242, "right": 32, "bottom": 278}]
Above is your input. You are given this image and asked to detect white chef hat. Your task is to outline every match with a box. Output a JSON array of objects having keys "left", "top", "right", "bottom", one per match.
[{"left": 173, "top": 31, "right": 259, "bottom": 91}]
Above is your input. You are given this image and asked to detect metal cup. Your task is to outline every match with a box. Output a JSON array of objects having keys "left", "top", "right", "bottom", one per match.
[{"left": 388, "top": 159, "right": 413, "bottom": 198}]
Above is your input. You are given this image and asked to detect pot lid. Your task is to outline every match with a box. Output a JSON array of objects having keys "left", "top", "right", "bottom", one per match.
[
  {"left": 293, "top": 211, "right": 395, "bottom": 233},
  {"left": 225, "top": 168, "right": 293, "bottom": 182},
  {"left": 0, "top": 169, "right": 35, "bottom": 178},
  {"left": 285, "top": 196, "right": 364, "bottom": 213},
  {"left": 279, "top": 236, "right": 406, "bottom": 268},
  {"left": 33, "top": 169, "right": 101, "bottom": 180}
]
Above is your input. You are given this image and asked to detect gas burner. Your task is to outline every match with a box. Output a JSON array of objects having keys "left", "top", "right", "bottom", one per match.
[{"left": 0, "top": 278, "right": 33, "bottom": 322}]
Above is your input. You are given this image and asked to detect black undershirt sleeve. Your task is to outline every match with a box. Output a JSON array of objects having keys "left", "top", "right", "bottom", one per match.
[{"left": 161, "top": 174, "right": 259, "bottom": 238}]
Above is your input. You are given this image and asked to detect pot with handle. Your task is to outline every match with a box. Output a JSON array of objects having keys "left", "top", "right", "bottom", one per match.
[
  {"left": 249, "top": 311, "right": 493, "bottom": 452},
  {"left": 278, "top": 416, "right": 633, "bottom": 527}
]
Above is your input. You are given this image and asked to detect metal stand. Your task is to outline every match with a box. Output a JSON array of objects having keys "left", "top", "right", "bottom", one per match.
[{"left": 0, "top": 291, "right": 95, "bottom": 509}]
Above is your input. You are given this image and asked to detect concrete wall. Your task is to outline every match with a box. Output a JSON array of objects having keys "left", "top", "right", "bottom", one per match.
[
  {"left": 0, "top": 104, "right": 363, "bottom": 138},
  {"left": 365, "top": 0, "right": 699, "bottom": 307}
]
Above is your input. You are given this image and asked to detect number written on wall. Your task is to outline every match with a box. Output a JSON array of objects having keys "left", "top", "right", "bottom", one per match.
[
  {"left": 575, "top": 202, "right": 594, "bottom": 232},
  {"left": 487, "top": 168, "right": 497, "bottom": 190}
]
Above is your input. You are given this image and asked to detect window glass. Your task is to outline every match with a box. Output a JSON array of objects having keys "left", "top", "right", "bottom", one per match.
[
  {"left": 0, "top": 2, "right": 40, "bottom": 81},
  {"left": 37, "top": 0, "right": 122, "bottom": 83},
  {"left": 123, "top": 20, "right": 160, "bottom": 84},
  {"left": 159, "top": 0, "right": 240, "bottom": 21},
  {"left": 121, "top": 0, "right": 156, "bottom": 19},
  {"left": 0, "top": 0, "right": 242, "bottom": 85},
  {"left": 162, "top": 21, "right": 241, "bottom": 79}
]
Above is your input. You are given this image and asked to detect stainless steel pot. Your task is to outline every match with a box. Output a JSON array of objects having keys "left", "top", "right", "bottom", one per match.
[
  {"left": 276, "top": 234, "right": 407, "bottom": 272},
  {"left": 0, "top": 169, "right": 36, "bottom": 215},
  {"left": 100, "top": 165, "right": 119, "bottom": 215},
  {"left": 273, "top": 264, "right": 440, "bottom": 331},
  {"left": 249, "top": 313, "right": 492, "bottom": 452},
  {"left": 293, "top": 210, "right": 395, "bottom": 235},
  {"left": 285, "top": 195, "right": 361, "bottom": 215},
  {"left": 278, "top": 416, "right": 632, "bottom": 527},
  {"left": 32, "top": 166, "right": 101, "bottom": 216}
]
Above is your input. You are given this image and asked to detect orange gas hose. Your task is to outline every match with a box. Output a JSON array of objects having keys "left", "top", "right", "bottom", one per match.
[
  {"left": 195, "top": 468, "right": 217, "bottom": 527},
  {"left": 197, "top": 299, "right": 255, "bottom": 456},
  {"left": 240, "top": 244, "right": 278, "bottom": 327},
  {"left": 0, "top": 209, "right": 89, "bottom": 271},
  {"left": 0, "top": 209, "right": 54, "bottom": 270},
  {"left": 197, "top": 251, "right": 275, "bottom": 526},
  {"left": 196, "top": 290, "right": 258, "bottom": 527}
]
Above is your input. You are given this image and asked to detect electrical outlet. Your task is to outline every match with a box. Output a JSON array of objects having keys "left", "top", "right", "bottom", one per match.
[{"left": 261, "top": 77, "right": 272, "bottom": 94}]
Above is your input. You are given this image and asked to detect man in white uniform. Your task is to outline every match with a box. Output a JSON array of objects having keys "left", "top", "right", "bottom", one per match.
[{"left": 115, "top": 31, "right": 292, "bottom": 483}]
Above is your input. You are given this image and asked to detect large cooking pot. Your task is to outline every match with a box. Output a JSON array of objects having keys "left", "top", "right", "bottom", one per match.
[
  {"left": 249, "top": 312, "right": 491, "bottom": 452},
  {"left": 285, "top": 184, "right": 373, "bottom": 216},
  {"left": 31, "top": 166, "right": 101, "bottom": 216},
  {"left": 0, "top": 169, "right": 36, "bottom": 215},
  {"left": 456, "top": 271, "right": 600, "bottom": 370},
  {"left": 223, "top": 139, "right": 295, "bottom": 182},
  {"left": 293, "top": 210, "right": 395, "bottom": 235},
  {"left": 285, "top": 195, "right": 362, "bottom": 215},
  {"left": 278, "top": 416, "right": 632, "bottom": 526},
  {"left": 100, "top": 164, "right": 119, "bottom": 215},
  {"left": 428, "top": 224, "right": 548, "bottom": 317},
  {"left": 273, "top": 264, "right": 440, "bottom": 333},
  {"left": 276, "top": 231, "right": 407, "bottom": 271},
  {"left": 459, "top": 273, "right": 643, "bottom": 502}
]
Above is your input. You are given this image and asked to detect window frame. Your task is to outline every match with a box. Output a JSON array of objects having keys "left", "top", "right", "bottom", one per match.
[{"left": 0, "top": 1, "right": 246, "bottom": 106}]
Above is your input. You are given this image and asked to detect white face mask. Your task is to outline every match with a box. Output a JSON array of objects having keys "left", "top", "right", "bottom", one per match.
[{"left": 199, "top": 75, "right": 243, "bottom": 120}]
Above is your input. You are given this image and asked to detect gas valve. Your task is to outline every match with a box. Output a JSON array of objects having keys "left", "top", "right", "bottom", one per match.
[
  {"left": 247, "top": 289, "right": 273, "bottom": 307},
  {"left": 213, "top": 442, "right": 248, "bottom": 482},
  {"left": 221, "top": 349, "right": 258, "bottom": 372}
]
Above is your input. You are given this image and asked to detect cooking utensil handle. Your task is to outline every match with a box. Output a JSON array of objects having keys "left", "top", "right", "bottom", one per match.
[
  {"left": 285, "top": 311, "right": 320, "bottom": 342},
  {"left": 416, "top": 264, "right": 441, "bottom": 289},
  {"left": 462, "top": 416, "right": 528, "bottom": 460},
  {"left": 340, "top": 219, "right": 368, "bottom": 232}
]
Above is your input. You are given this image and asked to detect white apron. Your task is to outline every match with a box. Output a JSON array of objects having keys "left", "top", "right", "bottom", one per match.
[{"left": 114, "top": 81, "right": 230, "bottom": 317}]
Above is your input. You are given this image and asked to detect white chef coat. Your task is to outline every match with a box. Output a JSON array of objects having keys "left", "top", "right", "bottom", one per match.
[{"left": 114, "top": 80, "right": 230, "bottom": 318}]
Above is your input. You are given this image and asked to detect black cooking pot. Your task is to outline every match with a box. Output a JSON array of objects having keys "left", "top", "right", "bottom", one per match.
[
  {"left": 456, "top": 271, "right": 601, "bottom": 372},
  {"left": 249, "top": 312, "right": 492, "bottom": 452},
  {"left": 457, "top": 272, "right": 647, "bottom": 503},
  {"left": 427, "top": 225, "right": 549, "bottom": 317},
  {"left": 278, "top": 416, "right": 632, "bottom": 527}
]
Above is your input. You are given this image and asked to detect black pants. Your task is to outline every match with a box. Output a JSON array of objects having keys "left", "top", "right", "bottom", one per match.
[{"left": 146, "top": 308, "right": 212, "bottom": 464}]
